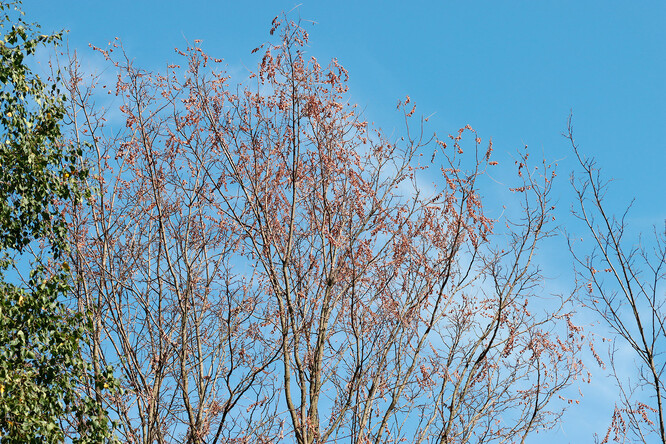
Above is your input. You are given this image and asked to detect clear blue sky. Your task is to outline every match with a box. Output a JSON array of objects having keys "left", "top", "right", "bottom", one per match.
[
  {"left": 28, "top": 0, "right": 665, "bottom": 226},
  {"left": 26, "top": 1, "right": 666, "bottom": 442}
]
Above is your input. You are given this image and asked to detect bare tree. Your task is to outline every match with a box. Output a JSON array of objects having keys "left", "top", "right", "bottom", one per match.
[
  {"left": 63, "top": 17, "right": 585, "bottom": 444},
  {"left": 567, "top": 116, "right": 665, "bottom": 444},
  {"left": 62, "top": 48, "right": 282, "bottom": 444}
]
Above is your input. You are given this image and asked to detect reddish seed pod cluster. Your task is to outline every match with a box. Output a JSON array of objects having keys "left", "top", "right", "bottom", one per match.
[{"left": 61, "top": 16, "right": 586, "bottom": 444}]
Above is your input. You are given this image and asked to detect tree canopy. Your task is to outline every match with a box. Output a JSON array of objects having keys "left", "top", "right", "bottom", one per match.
[{"left": 0, "top": 1, "right": 116, "bottom": 442}]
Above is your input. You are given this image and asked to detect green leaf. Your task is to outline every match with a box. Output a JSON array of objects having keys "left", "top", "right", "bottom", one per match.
[{"left": 0, "top": 2, "right": 118, "bottom": 442}]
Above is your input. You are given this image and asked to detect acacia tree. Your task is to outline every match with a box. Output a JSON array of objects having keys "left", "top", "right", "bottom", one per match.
[
  {"left": 64, "top": 17, "right": 586, "bottom": 443},
  {"left": 567, "top": 118, "right": 665, "bottom": 444},
  {"left": 0, "top": 1, "right": 117, "bottom": 442}
]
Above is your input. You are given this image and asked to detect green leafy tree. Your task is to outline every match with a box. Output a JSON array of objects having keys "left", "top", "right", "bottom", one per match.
[{"left": 0, "top": 2, "right": 117, "bottom": 442}]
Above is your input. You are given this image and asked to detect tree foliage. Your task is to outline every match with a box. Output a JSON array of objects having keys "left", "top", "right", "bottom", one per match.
[
  {"left": 62, "top": 17, "right": 586, "bottom": 443},
  {"left": 0, "top": 1, "right": 117, "bottom": 442}
]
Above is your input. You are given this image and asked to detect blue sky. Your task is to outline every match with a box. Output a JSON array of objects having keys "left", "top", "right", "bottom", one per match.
[
  {"left": 28, "top": 0, "right": 665, "bottom": 226},
  {"left": 26, "top": 1, "right": 665, "bottom": 442}
]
